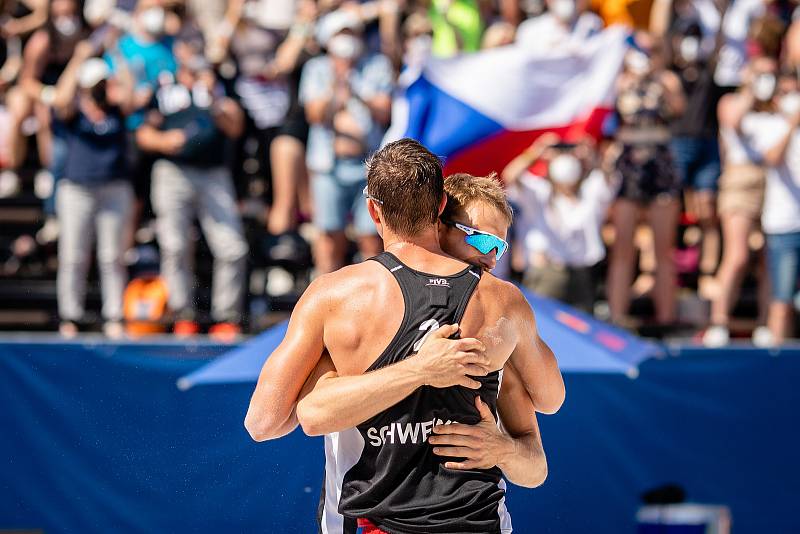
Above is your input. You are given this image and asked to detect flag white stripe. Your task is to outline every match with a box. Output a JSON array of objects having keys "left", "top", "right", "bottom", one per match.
[{"left": 421, "top": 26, "right": 628, "bottom": 131}]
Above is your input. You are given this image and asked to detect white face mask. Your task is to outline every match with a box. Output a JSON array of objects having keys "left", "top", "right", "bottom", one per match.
[
  {"left": 779, "top": 92, "right": 800, "bottom": 116},
  {"left": 680, "top": 37, "right": 700, "bottom": 63},
  {"left": 328, "top": 34, "right": 364, "bottom": 61},
  {"left": 752, "top": 74, "right": 776, "bottom": 102},
  {"left": 139, "top": 7, "right": 165, "bottom": 36},
  {"left": 550, "top": 0, "right": 576, "bottom": 21},
  {"left": 54, "top": 15, "right": 80, "bottom": 37},
  {"left": 549, "top": 154, "right": 582, "bottom": 186},
  {"left": 625, "top": 50, "right": 650, "bottom": 76}
]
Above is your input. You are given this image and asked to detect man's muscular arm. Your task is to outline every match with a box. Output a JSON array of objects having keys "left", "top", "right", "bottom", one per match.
[
  {"left": 244, "top": 277, "right": 330, "bottom": 441},
  {"left": 296, "top": 324, "right": 491, "bottom": 436},
  {"left": 430, "top": 365, "right": 547, "bottom": 488},
  {"left": 507, "top": 287, "right": 565, "bottom": 415}
]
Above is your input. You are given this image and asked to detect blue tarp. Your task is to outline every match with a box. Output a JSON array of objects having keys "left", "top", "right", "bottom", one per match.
[
  {"left": 176, "top": 321, "right": 289, "bottom": 390},
  {"left": 2, "top": 339, "right": 799, "bottom": 533},
  {"left": 178, "top": 291, "right": 662, "bottom": 389}
]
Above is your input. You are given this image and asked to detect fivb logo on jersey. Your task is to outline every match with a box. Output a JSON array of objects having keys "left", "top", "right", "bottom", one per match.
[
  {"left": 426, "top": 278, "right": 450, "bottom": 287},
  {"left": 366, "top": 418, "right": 458, "bottom": 447}
]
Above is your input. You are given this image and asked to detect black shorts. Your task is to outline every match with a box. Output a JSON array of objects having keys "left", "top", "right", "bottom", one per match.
[
  {"left": 277, "top": 107, "right": 309, "bottom": 146},
  {"left": 616, "top": 144, "right": 681, "bottom": 204}
]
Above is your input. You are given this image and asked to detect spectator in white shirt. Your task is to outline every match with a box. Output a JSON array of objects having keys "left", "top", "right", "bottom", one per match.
[
  {"left": 757, "top": 68, "right": 800, "bottom": 344},
  {"left": 704, "top": 56, "right": 778, "bottom": 347},
  {"left": 503, "top": 133, "right": 618, "bottom": 312}
]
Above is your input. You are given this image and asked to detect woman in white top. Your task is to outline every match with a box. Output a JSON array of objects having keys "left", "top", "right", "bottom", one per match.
[
  {"left": 704, "top": 56, "right": 779, "bottom": 347},
  {"left": 757, "top": 68, "right": 800, "bottom": 344},
  {"left": 503, "top": 133, "right": 619, "bottom": 312}
]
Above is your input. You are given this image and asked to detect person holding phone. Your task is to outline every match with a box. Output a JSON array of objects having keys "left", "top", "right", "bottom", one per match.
[{"left": 502, "top": 133, "right": 619, "bottom": 312}]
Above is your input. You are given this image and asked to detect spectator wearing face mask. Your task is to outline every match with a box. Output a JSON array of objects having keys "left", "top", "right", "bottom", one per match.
[
  {"left": 515, "top": 0, "right": 602, "bottom": 54},
  {"left": 299, "top": 10, "right": 393, "bottom": 274},
  {"left": 606, "top": 33, "right": 686, "bottom": 326},
  {"left": 401, "top": 11, "right": 434, "bottom": 69},
  {"left": 668, "top": 20, "right": 724, "bottom": 293},
  {"left": 6, "top": 0, "right": 89, "bottom": 222},
  {"left": 106, "top": 0, "right": 178, "bottom": 128},
  {"left": 751, "top": 66, "right": 800, "bottom": 345},
  {"left": 51, "top": 50, "right": 136, "bottom": 339},
  {"left": 651, "top": 0, "right": 765, "bottom": 90},
  {"left": 136, "top": 53, "right": 249, "bottom": 340},
  {"left": 703, "top": 57, "right": 779, "bottom": 347},
  {"left": 503, "top": 134, "right": 619, "bottom": 312}
]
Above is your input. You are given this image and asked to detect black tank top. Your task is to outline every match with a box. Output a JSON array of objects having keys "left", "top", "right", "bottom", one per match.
[{"left": 319, "top": 252, "right": 510, "bottom": 534}]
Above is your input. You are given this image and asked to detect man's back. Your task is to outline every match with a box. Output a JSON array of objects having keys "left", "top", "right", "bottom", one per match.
[
  {"left": 316, "top": 249, "right": 523, "bottom": 533},
  {"left": 320, "top": 248, "right": 521, "bottom": 378}
]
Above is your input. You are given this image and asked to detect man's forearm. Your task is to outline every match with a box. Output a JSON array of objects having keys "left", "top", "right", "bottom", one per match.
[
  {"left": 497, "top": 431, "right": 547, "bottom": 488},
  {"left": 510, "top": 339, "right": 565, "bottom": 415},
  {"left": 296, "top": 359, "right": 423, "bottom": 436}
]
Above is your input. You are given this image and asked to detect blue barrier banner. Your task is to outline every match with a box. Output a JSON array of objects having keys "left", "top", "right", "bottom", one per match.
[{"left": 1, "top": 340, "right": 799, "bottom": 533}]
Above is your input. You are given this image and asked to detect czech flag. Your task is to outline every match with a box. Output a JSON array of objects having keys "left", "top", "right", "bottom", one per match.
[{"left": 385, "top": 26, "right": 629, "bottom": 176}]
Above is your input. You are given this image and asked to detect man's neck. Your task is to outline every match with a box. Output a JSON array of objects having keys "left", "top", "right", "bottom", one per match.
[{"left": 382, "top": 227, "right": 445, "bottom": 258}]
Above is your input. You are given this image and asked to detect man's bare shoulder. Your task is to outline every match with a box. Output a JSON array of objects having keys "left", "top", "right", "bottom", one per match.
[
  {"left": 476, "top": 273, "right": 530, "bottom": 310},
  {"left": 306, "top": 260, "right": 389, "bottom": 302},
  {"left": 472, "top": 273, "right": 537, "bottom": 335}
]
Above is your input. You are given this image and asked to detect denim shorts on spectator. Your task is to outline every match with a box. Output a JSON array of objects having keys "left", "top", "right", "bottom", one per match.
[
  {"left": 766, "top": 231, "right": 800, "bottom": 303},
  {"left": 311, "top": 158, "right": 376, "bottom": 235}
]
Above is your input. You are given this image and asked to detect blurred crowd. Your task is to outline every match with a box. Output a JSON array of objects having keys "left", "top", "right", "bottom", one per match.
[{"left": 0, "top": 0, "right": 798, "bottom": 344}]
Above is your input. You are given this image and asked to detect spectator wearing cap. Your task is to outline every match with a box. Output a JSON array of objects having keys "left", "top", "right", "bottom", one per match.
[
  {"left": 515, "top": 0, "right": 602, "bottom": 54},
  {"left": 135, "top": 50, "right": 249, "bottom": 340},
  {"left": 300, "top": 9, "right": 393, "bottom": 274},
  {"left": 52, "top": 49, "right": 136, "bottom": 338}
]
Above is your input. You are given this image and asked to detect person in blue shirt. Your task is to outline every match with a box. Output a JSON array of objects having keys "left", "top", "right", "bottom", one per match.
[
  {"left": 51, "top": 45, "right": 136, "bottom": 339},
  {"left": 105, "top": 0, "right": 178, "bottom": 129},
  {"left": 299, "top": 9, "right": 394, "bottom": 274}
]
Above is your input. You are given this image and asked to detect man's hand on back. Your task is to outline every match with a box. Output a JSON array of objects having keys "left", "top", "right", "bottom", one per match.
[
  {"left": 408, "top": 324, "right": 490, "bottom": 390},
  {"left": 429, "top": 396, "right": 515, "bottom": 470}
]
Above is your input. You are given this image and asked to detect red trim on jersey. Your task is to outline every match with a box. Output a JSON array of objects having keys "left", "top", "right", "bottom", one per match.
[{"left": 356, "top": 518, "right": 389, "bottom": 534}]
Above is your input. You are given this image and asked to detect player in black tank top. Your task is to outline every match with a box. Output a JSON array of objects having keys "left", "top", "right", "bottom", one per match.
[{"left": 332, "top": 252, "right": 506, "bottom": 534}]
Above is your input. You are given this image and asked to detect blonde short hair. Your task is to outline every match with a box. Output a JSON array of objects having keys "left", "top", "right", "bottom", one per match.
[{"left": 442, "top": 173, "right": 513, "bottom": 226}]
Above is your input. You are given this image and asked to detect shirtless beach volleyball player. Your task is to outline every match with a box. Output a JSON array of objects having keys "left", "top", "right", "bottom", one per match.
[{"left": 245, "top": 139, "right": 565, "bottom": 533}]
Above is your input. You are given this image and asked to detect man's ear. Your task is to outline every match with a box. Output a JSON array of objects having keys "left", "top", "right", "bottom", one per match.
[
  {"left": 367, "top": 199, "right": 384, "bottom": 237},
  {"left": 438, "top": 193, "right": 447, "bottom": 216}
]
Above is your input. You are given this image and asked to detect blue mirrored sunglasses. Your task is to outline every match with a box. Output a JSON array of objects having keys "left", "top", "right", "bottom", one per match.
[{"left": 443, "top": 220, "right": 509, "bottom": 260}]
